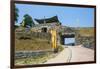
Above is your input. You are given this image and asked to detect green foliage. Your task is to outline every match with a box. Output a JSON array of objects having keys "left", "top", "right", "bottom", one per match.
[
  {"left": 58, "top": 45, "right": 64, "bottom": 52},
  {"left": 15, "top": 7, "right": 19, "bottom": 22},
  {"left": 15, "top": 25, "right": 19, "bottom": 29},
  {"left": 21, "top": 14, "right": 34, "bottom": 27}
]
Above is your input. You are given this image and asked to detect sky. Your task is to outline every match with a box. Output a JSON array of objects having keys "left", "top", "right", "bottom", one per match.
[
  {"left": 65, "top": 38, "right": 75, "bottom": 44},
  {"left": 15, "top": 3, "right": 95, "bottom": 27}
]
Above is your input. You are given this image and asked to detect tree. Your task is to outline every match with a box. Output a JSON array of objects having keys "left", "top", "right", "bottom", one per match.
[
  {"left": 15, "top": 7, "right": 19, "bottom": 22},
  {"left": 21, "top": 14, "right": 34, "bottom": 27}
]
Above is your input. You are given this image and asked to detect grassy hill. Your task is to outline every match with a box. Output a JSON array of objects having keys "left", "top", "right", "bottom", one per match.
[
  {"left": 74, "top": 27, "right": 95, "bottom": 49},
  {"left": 74, "top": 27, "right": 95, "bottom": 36}
]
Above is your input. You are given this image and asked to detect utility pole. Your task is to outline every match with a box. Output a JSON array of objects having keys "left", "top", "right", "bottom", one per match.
[{"left": 44, "top": 16, "right": 46, "bottom": 24}]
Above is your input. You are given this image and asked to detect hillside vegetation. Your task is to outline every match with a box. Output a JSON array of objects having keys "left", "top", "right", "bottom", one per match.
[
  {"left": 75, "top": 27, "right": 95, "bottom": 49},
  {"left": 75, "top": 27, "right": 94, "bottom": 36},
  {"left": 15, "top": 31, "right": 52, "bottom": 51}
]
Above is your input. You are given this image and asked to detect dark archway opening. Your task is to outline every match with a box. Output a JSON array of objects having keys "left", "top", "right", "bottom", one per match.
[
  {"left": 60, "top": 34, "right": 75, "bottom": 46},
  {"left": 42, "top": 27, "right": 47, "bottom": 33}
]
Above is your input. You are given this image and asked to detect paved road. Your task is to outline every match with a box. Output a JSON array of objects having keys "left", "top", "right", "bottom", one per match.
[
  {"left": 45, "top": 45, "right": 94, "bottom": 64},
  {"left": 69, "top": 45, "right": 94, "bottom": 62},
  {"left": 45, "top": 47, "right": 71, "bottom": 64}
]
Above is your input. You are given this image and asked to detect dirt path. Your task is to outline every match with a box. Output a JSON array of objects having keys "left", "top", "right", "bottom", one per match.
[{"left": 45, "top": 45, "right": 94, "bottom": 64}]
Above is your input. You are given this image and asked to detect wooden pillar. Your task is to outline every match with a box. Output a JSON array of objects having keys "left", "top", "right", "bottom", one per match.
[{"left": 50, "top": 29, "right": 58, "bottom": 53}]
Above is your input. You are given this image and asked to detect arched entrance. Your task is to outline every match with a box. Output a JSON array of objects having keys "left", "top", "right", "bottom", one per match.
[
  {"left": 60, "top": 33, "right": 75, "bottom": 46},
  {"left": 41, "top": 27, "right": 47, "bottom": 33}
]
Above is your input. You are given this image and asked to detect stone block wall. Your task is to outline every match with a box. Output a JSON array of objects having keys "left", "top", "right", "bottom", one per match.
[{"left": 75, "top": 35, "right": 95, "bottom": 49}]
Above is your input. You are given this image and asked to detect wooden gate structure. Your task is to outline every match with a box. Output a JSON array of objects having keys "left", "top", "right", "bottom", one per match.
[{"left": 50, "top": 29, "right": 58, "bottom": 53}]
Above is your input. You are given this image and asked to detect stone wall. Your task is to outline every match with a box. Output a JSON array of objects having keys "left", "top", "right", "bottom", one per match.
[
  {"left": 15, "top": 51, "right": 50, "bottom": 59},
  {"left": 15, "top": 32, "right": 51, "bottom": 40},
  {"left": 75, "top": 35, "right": 95, "bottom": 49}
]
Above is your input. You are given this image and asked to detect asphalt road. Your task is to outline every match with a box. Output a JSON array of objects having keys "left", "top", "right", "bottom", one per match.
[
  {"left": 45, "top": 45, "right": 94, "bottom": 64},
  {"left": 45, "top": 47, "right": 71, "bottom": 64},
  {"left": 69, "top": 45, "right": 94, "bottom": 62}
]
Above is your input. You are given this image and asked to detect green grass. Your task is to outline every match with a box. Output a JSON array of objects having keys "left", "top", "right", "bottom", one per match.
[{"left": 58, "top": 45, "right": 64, "bottom": 52}]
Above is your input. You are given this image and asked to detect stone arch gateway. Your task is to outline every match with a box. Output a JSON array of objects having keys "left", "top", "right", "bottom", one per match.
[{"left": 60, "top": 33, "right": 75, "bottom": 45}]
